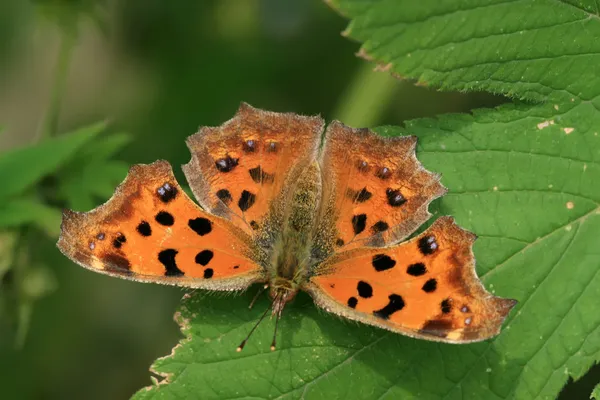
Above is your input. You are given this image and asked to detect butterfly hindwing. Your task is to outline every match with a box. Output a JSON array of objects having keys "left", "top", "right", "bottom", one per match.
[
  {"left": 306, "top": 217, "right": 516, "bottom": 343},
  {"left": 57, "top": 160, "right": 266, "bottom": 289}
]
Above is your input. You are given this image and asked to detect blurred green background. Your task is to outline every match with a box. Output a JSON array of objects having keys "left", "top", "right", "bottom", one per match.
[{"left": 1, "top": 1, "right": 592, "bottom": 399}]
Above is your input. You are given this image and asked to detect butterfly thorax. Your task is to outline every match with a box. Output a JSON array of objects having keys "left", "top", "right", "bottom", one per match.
[{"left": 268, "top": 162, "right": 322, "bottom": 314}]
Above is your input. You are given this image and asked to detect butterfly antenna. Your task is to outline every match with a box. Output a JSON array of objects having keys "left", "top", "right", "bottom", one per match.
[
  {"left": 270, "top": 312, "right": 281, "bottom": 351},
  {"left": 237, "top": 299, "right": 272, "bottom": 352},
  {"left": 248, "top": 284, "right": 269, "bottom": 310}
]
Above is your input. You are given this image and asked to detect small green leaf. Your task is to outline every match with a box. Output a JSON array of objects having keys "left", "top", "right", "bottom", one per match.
[
  {"left": 22, "top": 266, "right": 58, "bottom": 299},
  {"left": 592, "top": 382, "right": 600, "bottom": 399},
  {"left": 0, "top": 121, "right": 106, "bottom": 198}
]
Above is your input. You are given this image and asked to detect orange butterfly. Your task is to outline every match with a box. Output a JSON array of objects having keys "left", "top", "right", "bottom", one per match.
[{"left": 57, "top": 103, "right": 516, "bottom": 350}]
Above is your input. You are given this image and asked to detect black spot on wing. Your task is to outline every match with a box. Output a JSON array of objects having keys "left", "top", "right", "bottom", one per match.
[
  {"left": 136, "top": 221, "right": 152, "bottom": 237},
  {"left": 267, "top": 142, "right": 278, "bottom": 153},
  {"left": 376, "top": 167, "right": 392, "bottom": 180},
  {"left": 157, "top": 182, "right": 178, "bottom": 203},
  {"left": 189, "top": 218, "right": 212, "bottom": 236},
  {"left": 386, "top": 188, "right": 406, "bottom": 207},
  {"left": 371, "top": 221, "right": 389, "bottom": 233},
  {"left": 372, "top": 254, "right": 396, "bottom": 271},
  {"left": 347, "top": 187, "right": 372, "bottom": 203},
  {"left": 418, "top": 236, "right": 438, "bottom": 255},
  {"left": 356, "top": 160, "right": 369, "bottom": 172},
  {"left": 204, "top": 268, "right": 214, "bottom": 279},
  {"left": 352, "top": 214, "right": 367, "bottom": 235},
  {"left": 155, "top": 211, "right": 174, "bottom": 226},
  {"left": 215, "top": 155, "right": 239, "bottom": 172},
  {"left": 249, "top": 167, "right": 262, "bottom": 183},
  {"left": 238, "top": 190, "right": 256, "bottom": 212},
  {"left": 422, "top": 279, "right": 437, "bottom": 293},
  {"left": 248, "top": 166, "right": 275, "bottom": 184},
  {"left": 357, "top": 281, "right": 373, "bottom": 298},
  {"left": 373, "top": 294, "right": 405, "bottom": 320},
  {"left": 158, "top": 249, "right": 183, "bottom": 277},
  {"left": 112, "top": 234, "right": 126, "bottom": 249},
  {"left": 195, "top": 250, "right": 214, "bottom": 266},
  {"left": 441, "top": 298, "right": 452, "bottom": 314},
  {"left": 347, "top": 297, "right": 358, "bottom": 308},
  {"left": 407, "top": 262, "right": 426, "bottom": 276},
  {"left": 243, "top": 139, "right": 256, "bottom": 153},
  {"left": 216, "top": 189, "right": 233, "bottom": 205},
  {"left": 335, "top": 238, "right": 345, "bottom": 247}
]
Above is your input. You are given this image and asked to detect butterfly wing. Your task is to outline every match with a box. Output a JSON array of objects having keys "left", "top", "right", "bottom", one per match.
[
  {"left": 183, "top": 103, "right": 324, "bottom": 236},
  {"left": 58, "top": 160, "right": 266, "bottom": 289},
  {"left": 315, "top": 121, "right": 446, "bottom": 255},
  {"left": 306, "top": 217, "right": 516, "bottom": 343}
]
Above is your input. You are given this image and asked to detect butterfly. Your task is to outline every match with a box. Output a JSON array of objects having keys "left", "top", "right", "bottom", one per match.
[{"left": 57, "top": 103, "right": 516, "bottom": 350}]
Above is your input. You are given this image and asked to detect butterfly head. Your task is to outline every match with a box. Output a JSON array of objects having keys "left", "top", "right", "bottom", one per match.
[
  {"left": 236, "top": 280, "right": 297, "bottom": 353},
  {"left": 269, "top": 277, "right": 298, "bottom": 318}
]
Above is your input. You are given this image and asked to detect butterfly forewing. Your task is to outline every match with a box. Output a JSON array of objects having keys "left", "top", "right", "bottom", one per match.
[
  {"left": 183, "top": 103, "right": 324, "bottom": 236},
  {"left": 58, "top": 160, "right": 266, "bottom": 290},
  {"left": 316, "top": 121, "right": 446, "bottom": 252}
]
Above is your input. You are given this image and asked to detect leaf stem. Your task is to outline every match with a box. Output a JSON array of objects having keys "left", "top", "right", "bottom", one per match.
[
  {"left": 37, "top": 28, "right": 76, "bottom": 142},
  {"left": 332, "top": 61, "right": 401, "bottom": 127}
]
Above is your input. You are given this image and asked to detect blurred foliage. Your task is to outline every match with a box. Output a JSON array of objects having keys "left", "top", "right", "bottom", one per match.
[{"left": 0, "top": 0, "right": 595, "bottom": 399}]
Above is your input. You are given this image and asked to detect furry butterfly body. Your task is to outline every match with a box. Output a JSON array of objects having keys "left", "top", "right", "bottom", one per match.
[{"left": 58, "top": 103, "right": 516, "bottom": 346}]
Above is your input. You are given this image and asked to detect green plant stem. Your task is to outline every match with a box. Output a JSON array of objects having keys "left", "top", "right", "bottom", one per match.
[
  {"left": 332, "top": 61, "right": 401, "bottom": 127},
  {"left": 37, "top": 29, "right": 76, "bottom": 142}
]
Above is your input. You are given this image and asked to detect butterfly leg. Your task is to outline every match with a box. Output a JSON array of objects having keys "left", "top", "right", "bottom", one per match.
[{"left": 248, "top": 284, "right": 269, "bottom": 309}]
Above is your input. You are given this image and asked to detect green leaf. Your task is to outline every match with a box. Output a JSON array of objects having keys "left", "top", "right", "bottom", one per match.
[
  {"left": 328, "top": 0, "right": 600, "bottom": 105},
  {"left": 133, "top": 102, "right": 600, "bottom": 400},
  {"left": 0, "top": 121, "right": 106, "bottom": 199},
  {"left": 592, "top": 382, "right": 600, "bottom": 399},
  {"left": 55, "top": 132, "right": 131, "bottom": 211},
  {"left": 133, "top": 2, "right": 600, "bottom": 399},
  {"left": 0, "top": 198, "right": 62, "bottom": 237}
]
